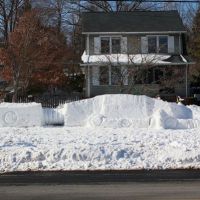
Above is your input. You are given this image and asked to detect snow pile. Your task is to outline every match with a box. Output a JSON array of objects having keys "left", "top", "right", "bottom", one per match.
[
  {"left": 149, "top": 109, "right": 178, "bottom": 129},
  {"left": 63, "top": 94, "right": 194, "bottom": 129},
  {"left": 187, "top": 105, "right": 200, "bottom": 120},
  {"left": 63, "top": 95, "right": 152, "bottom": 128},
  {"left": 0, "top": 103, "right": 43, "bottom": 127},
  {"left": 1, "top": 126, "right": 200, "bottom": 172}
]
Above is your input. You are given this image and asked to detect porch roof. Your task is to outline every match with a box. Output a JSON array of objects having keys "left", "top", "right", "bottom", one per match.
[{"left": 81, "top": 52, "right": 195, "bottom": 66}]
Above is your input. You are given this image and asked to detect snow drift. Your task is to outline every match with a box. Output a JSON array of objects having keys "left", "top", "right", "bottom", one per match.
[
  {"left": 0, "top": 103, "right": 43, "bottom": 127},
  {"left": 63, "top": 94, "right": 195, "bottom": 129}
]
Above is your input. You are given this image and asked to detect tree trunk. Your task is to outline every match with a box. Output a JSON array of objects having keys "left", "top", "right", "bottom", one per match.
[
  {"left": 57, "top": 10, "right": 62, "bottom": 33},
  {"left": 12, "top": 80, "right": 18, "bottom": 102}
]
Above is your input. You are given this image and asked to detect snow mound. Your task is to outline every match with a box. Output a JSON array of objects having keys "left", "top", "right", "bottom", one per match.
[
  {"left": 63, "top": 94, "right": 194, "bottom": 129},
  {"left": 0, "top": 103, "right": 43, "bottom": 127},
  {"left": 187, "top": 105, "right": 200, "bottom": 120},
  {"left": 149, "top": 109, "right": 178, "bottom": 129}
]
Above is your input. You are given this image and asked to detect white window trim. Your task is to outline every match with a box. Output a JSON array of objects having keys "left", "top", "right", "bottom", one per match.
[
  {"left": 100, "top": 35, "right": 122, "bottom": 54},
  {"left": 147, "top": 35, "right": 169, "bottom": 54}
]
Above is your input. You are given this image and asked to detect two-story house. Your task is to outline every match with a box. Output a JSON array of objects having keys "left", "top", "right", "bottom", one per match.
[{"left": 80, "top": 11, "right": 194, "bottom": 98}]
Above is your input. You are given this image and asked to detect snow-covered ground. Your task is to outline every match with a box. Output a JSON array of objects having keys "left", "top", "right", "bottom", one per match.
[
  {"left": 1, "top": 94, "right": 200, "bottom": 173},
  {"left": 1, "top": 126, "right": 200, "bottom": 173}
]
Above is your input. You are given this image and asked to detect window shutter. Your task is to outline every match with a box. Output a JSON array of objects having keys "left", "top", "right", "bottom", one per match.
[
  {"left": 141, "top": 37, "right": 148, "bottom": 53},
  {"left": 121, "top": 37, "right": 127, "bottom": 53},
  {"left": 92, "top": 66, "right": 99, "bottom": 86},
  {"left": 168, "top": 36, "right": 174, "bottom": 53},
  {"left": 121, "top": 66, "right": 128, "bottom": 85},
  {"left": 94, "top": 37, "right": 100, "bottom": 54}
]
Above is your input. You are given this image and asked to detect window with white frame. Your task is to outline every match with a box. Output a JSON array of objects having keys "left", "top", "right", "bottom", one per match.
[
  {"left": 145, "top": 67, "right": 165, "bottom": 84},
  {"left": 111, "top": 66, "right": 121, "bottom": 85},
  {"left": 99, "top": 66, "right": 109, "bottom": 85},
  {"left": 97, "top": 66, "right": 127, "bottom": 86},
  {"left": 101, "top": 37, "right": 110, "bottom": 54},
  {"left": 148, "top": 36, "right": 168, "bottom": 54},
  {"left": 100, "top": 37, "right": 121, "bottom": 54}
]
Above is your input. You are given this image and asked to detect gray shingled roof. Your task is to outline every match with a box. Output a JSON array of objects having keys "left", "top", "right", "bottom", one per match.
[{"left": 82, "top": 11, "right": 186, "bottom": 33}]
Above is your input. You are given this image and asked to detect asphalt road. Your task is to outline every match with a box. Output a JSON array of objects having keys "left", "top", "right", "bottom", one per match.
[
  {"left": 1, "top": 182, "right": 200, "bottom": 200},
  {"left": 1, "top": 170, "right": 200, "bottom": 200}
]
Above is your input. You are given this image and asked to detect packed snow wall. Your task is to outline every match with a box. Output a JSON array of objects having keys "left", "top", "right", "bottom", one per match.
[
  {"left": 0, "top": 95, "right": 199, "bottom": 129},
  {"left": 63, "top": 94, "right": 197, "bottom": 129},
  {"left": 0, "top": 103, "right": 44, "bottom": 127}
]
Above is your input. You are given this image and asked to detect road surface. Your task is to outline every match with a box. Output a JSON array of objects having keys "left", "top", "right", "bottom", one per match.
[
  {"left": 1, "top": 182, "right": 200, "bottom": 200},
  {"left": 1, "top": 170, "right": 200, "bottom": 200}
]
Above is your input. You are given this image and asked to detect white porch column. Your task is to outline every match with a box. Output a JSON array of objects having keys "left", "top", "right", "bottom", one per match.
[
  {"left": 87, "top": 65, "right": 91, "bottom": 97},
  {"left": 86, "top": 34, "right": 89, "bottom": 55},
  {"left": 179, "top": 33, "right": 182, "bottom": 54},
  {"left": 185, "top": 64, "right": 188, "bottom": 98}
]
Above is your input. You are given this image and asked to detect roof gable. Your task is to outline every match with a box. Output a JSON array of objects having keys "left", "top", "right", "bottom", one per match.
[{"left": 82, "top": 11, "right": 186, "bottom": 33}]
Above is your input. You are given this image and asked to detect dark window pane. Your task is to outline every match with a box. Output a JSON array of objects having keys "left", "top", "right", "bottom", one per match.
[
  {"left": 112, "top": 38, "right": 121, "bottom": 54},
  {"left": 101, "top": 37, "right": 110, "bottom": 54},
  {"left": 145, "top": 69, "right": 154, "bottom": 84},
  {"left": 154, "top": 68, "right": 164, "bottom": 83},
  {"left": 111, "top": 66, "right": 121, "bottom": 85},
  {"left": 148, "top": 36, "right": 157, "bottom": 53},
  {"left": 99, "top": 66, "right": 109, "bottom": 85},
  {"left": 159, "top": 36, "right": 168, "bottom": 53}
]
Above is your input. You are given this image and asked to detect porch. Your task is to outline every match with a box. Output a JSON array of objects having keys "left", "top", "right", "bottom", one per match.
[{"left": 81, "top": 54, "right": 194, "bottom": 98}]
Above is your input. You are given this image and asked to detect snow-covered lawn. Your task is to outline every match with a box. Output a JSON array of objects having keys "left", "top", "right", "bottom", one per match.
[
  {"left": 1, "top": 126, "right": 200, "bottom": 173},
  {"left": 1, "top": 94, "right": 200, "bottom": 173}
]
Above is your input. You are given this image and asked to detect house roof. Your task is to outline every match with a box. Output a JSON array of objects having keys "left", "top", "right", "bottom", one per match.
[
  {"left": 163, "top": 55, "right": 194, "bottom": 64},
  {"left": 82, "top": 11, "right": 186, "bottom": 33}
]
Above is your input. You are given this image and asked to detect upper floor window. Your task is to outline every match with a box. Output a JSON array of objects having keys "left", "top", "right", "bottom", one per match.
[
  {"left": 148, "top": 36, "right": 157, "bottom": 53},
  {"left": 112, "top": 38, "right": 121, "bottom": 53},
  {"left": 159, "top": 36, "right": 168, "bottom": 53},
  {"left": 148, "top": 35, "right": 168, "bottom": 54},
  {"left": 100, "top": 37, "right": 121, "bottom": 54},
  {"left": 101, "top": 37, "right": 110, "bottom": 54}
]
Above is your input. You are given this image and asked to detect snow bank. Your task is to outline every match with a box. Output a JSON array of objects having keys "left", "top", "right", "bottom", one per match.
[
  {"left": 187, "top": 105, "right": 200, "bottom": 120},
  {"left": 0, "top": 103, "right": 43, "bottom": 127},
  {"left": 63, "top": 94, "right": 194, "bottom": 129},
  {"left": 1, "top": 126, "right": 200, "bottom": 172}
]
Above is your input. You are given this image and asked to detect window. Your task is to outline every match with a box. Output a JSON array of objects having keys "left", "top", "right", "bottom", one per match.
[
  {"left": 142, "top": 67, "right": 165, "bottom": 84},
  {"left": 112, "top": 38, "right": 121, "bottom": 54},
  {"left": 148, "top": 36, "right": 157, "bottom": 53},
  {"left": 111, "top": 66, "right": 121, "bottom": 85},
  {"left": 101, "top": 37, "right": 110, "bottom": 54},
  {"left": 148, "top": 36, "right": 168, "bottom": 53},
  {"left": 159, "top": 36, "right": 168, "bottom": 53},
  {"left": 154, "top": 68, "right": 164, "bottom": 83},
  {"left": 99, "top": 66, "right": 109, "bottom": 85},
  {"left": 100, "top": 37, "right": 121, "bottom": 54},
  {"left": 98, "top": 66, "right": 127, "bottom": 86}
]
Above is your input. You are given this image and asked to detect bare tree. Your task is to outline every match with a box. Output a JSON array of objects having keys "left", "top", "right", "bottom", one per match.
[{"left": 0, "top": 0, "right": 27, "bottom": 42}]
